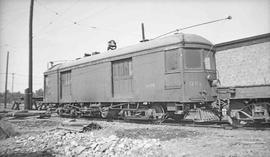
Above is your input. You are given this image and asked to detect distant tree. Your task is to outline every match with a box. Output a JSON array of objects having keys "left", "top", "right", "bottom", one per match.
[
  {"left": 0, "top": 90, "right": 10, "bottom": 103},
  {"left": 34, "top": 88, "right": 44, "bottom": 97},
  {"left": 1, "top": 91, "right": 25, "bottom": 103},
  {"left": 0, "top": 90, "right": 23, "bottom": 103}
]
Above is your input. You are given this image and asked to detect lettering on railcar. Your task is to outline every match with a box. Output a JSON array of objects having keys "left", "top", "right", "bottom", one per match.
[{"left": 188, "top": 81, "right": 202, "bottom": 87}]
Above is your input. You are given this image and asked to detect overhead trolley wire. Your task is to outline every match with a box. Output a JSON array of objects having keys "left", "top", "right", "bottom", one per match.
[
  {"left": 0, "top": 73, "right": 43, "bottom": 80},
  {"left": 76, "top": 5, "right": 112, "bottom": 23},
  {"left": 35, "top": 0, "right": 89, "bottom": 37},
  {"left": 34, "top": 0, "right": 135, "bottom": 38},
  {"left": 60, "top": 0, "right": 81, "bottom": 15}
]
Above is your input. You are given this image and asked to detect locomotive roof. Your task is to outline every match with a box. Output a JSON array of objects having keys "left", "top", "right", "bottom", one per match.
[{"left": 45, "top": 33, "right": 212, "bottom": 73}]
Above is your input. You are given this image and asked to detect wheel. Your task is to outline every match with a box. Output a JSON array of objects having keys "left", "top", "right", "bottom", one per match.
[
  {"left": 100, "top": 107, "right": 109, "bottom": 118},
  {"left": 70, "top": 109, "right": 79, "bottom": 118},
  {"left": 56, "top": 107, "right": 64, "bottom": 116},
  {"left": 228, "top": 101, "right": 252, "bottom": 127},
  {"left": 172, "top": 114, "right": 185, "bottom": 122},
  {"left": 150, "top": 104, "right": 166, "bottom": 124}
]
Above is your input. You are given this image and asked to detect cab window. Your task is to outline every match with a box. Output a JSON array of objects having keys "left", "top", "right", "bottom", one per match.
[
  {"left": 203, "top": 50, "right": 215, "bottom": 70},
  {"left": 184, "top": 49, "right": 202, "bottom": 69},
  {"left": 165, "top": 49, "right": 180, "bottom": 72}
]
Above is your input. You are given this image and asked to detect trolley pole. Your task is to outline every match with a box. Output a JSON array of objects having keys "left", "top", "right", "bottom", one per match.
[
  {"left": 152, "top": 16, "right": 232, "bottom": 40},
  {"left": 4, "top": 51, "right": 9, "bottom": 109},
  {"left": 27, "top": 0, "right": 34, "bottom": 110},
  {"left": 140, "top": 23, "right": 148, "bottom": 42},
  {"left": 141, "top": 23, "right": 146, "bottom": 41}
]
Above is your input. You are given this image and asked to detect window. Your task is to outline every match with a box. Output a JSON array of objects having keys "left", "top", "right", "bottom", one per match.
[
  {"left": 204, "top": 56, "right": 211, "bottom": 70},
  {"left": 165, "top": 49, "right": 180, "bottom": 72},
  {"left": 204, "top": 50, "right": 215, "bottom": 70},
  {"left": 184, "top": 49, "right": 202, "bottom": 69}
]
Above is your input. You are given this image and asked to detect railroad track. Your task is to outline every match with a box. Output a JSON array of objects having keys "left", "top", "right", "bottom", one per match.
[
  {"left": 163, "top": 119, "right": 270, "bottom": 131},
  {"left": 74, "top": 116, "right": 270, "bottom": 131},
  {"left": 2, "top": 110, "right": 269, "bottom": 131},
  {"left": 4, "top": 110, "right": 269, "bottom": 131}
]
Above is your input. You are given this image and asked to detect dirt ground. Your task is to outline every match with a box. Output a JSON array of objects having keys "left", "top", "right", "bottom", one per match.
[{"left": 0, "top": 115, "right": 270, "bottom": 157}]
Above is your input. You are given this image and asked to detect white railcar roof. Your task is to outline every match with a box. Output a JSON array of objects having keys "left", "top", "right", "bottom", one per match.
[{"left": 45, "top": 33, "right": 212, "bottom": 73}]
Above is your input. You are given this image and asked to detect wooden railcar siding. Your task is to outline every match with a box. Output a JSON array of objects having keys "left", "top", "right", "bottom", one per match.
[
  {"left": 70, "top": 62, "right": 111, "bottom": 102},
  {"left": 44, "top": 73, "right": 58, "bottom": 102},
  {"left": 60, "top": 70, "right": 72, "bottom": 101},
  {"left": 112, "top": 58, "right": 133, "bottom": 98},
  {"left": 216, "top": 42, "right": 270, "bottom": 87}
]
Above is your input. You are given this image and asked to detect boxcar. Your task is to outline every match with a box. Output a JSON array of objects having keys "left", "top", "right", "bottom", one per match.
[
  {"left": 215, "top": 34, "right": 270, "bottom": 124},
  {"left": 43, "top": 33, "right": 219, "bottom": 121}
]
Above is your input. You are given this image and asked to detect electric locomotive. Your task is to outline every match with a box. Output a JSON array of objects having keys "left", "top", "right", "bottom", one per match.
[{"left": 43, "top": 33, "right": 220, "bottom": 122}]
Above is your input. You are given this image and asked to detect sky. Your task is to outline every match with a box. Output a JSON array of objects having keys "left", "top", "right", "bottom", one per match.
[{"left": 0, "top": 0, "right": 270, "bottom": 93}]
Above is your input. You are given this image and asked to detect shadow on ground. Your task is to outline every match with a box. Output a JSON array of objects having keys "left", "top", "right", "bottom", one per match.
[
  {"left": 0, "top": 151, "right": 54, "bottom": 157},
  {"left": 116, "top": 128, "right": 200, "bottom": 141}
]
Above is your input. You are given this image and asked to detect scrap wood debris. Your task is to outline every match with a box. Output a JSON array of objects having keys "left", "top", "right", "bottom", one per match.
[
  {"left": 81, "top": 122, "right": 102, "bottom": 132},
  {"left": 0, "top": 110, "right": 51, "bottom": 119}
]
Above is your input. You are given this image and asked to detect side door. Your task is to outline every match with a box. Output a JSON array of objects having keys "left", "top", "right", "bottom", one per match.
[
  {"left": 60, "top": 70, "right": 72, "bottom": 102},
  {"left": 112, "top": 58, "right": 133, "bottom": 98},
  {"left": 183, "top": 49, "right": 205, "bottom": 102},
  {"left": 164, "top": 48, "right": 183, "bottom": 100}
]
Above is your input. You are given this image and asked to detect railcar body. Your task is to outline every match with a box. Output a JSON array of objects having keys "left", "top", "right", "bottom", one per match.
[{"left": 43, "top": 33, "right": 218, "bottom": 121}]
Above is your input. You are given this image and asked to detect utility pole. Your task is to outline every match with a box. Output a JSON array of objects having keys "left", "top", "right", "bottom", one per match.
[
  {"left": 4, "top": 51, "right": 9, "bottom": 109},
  {"left": 12, "top": 73, "right": 14, "bottom": 93},
  {"left": 27, "top": 0, "right": 34, "bottom": 110}
]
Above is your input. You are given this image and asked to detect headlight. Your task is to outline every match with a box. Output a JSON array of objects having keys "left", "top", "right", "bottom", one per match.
[
  {"left": 206, "top": 74, "right": 214, "bottom": 81},
  {"left": 212, "top": 79, "right": 221, "bottom": 87}
]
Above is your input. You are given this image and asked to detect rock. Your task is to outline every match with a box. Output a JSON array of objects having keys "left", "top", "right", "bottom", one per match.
[
  {"left": 144, "top": 143, "right": 152, "bottom": 149},
  {"left": 56, "top": 141, "right": 63, "bottom": 146},
  {"left": 28, "top": 136, "right": 35, "bottom": 141},
  {"left": 62, "top": 119, "right": 88, "bottom": 127},
  {"left": 117, "top": 142, "right": 125, "bottom": 149},
  {"left": 41, "top": 144, "right": 47, "bottom": 149},
  {"left": 14, "top": 148, "right": 21, "bottom": 152},
  {"left": 73, "top": 145, "right": 86, "bottom": 154},
  {"left": 93, "top": 143, "right": 100, "bottom": 151},
  {"left": 55, "top": 130, "right": 67, "bottom": 137},
  {"left": 99, "top": 141, "right": 113, "bottom": 153},
  {"left": 91, "top": 143, "right": 99, "bottom": 150},
  {"left": 15, "top": 139, "right": 22, "bottom": 143},
  {"left": 64, "top": 146, "right": 72, "bottom": 156},
  {"left": 70, "top": 140, "right": 78, "bottom": 147},
  {"left": 107, "top": 135, "right": 118, "bottom": 141},
  {"left": 79, "top": 151, "right": 93, "bottom": 157}
]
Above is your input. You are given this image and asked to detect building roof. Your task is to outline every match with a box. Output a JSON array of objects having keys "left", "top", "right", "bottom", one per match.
[
  {"left": 45, "top": 33, "right": 212, "bottom": 73},
  {"left": 215, "top": 33, "right": 270, "bottom": 51}
]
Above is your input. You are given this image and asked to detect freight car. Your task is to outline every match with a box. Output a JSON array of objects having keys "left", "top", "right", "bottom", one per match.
[
  {"left": 216, "top": 85, "right": 270, "bottom": 125},
  {"left": 43, "top": 33, "right": 220, "bottom": 122},
  {"left": 215, "top": 34, "right": 270, "bottom": 125}
]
